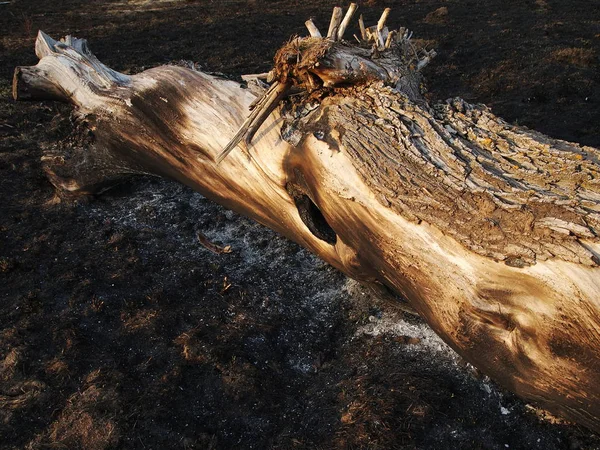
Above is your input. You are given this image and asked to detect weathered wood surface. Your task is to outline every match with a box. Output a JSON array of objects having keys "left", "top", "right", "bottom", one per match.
[{"left": 12, "top": 8, "right": 600, "bottom": 432}]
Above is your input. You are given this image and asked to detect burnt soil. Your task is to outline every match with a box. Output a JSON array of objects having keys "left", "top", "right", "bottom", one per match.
[{"left": 1, "top": 0, "right": 600, "bottom": 449}]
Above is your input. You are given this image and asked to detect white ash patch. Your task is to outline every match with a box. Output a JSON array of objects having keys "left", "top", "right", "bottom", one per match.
[
  {"left": 355, "top": 310, "right": 460, "bottom": 362},
  {"left": 86, "top": 177, "right": 348, "bottom": 375},
  {"left": 345, "top": 279, "right": 460, "bottom": 363}
]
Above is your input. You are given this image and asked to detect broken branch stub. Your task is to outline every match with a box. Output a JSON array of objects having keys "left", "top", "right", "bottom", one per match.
[
  {"left": 12, "top": 6, "right": 600, "bottom": 433},
  {"left": 305, "top": 19, "right": 322, "bottom": 38},
  {"left": 337, "top": 3, "right": 358, "bottom": 41},
  {"left": 218, "top": 11, "right": 430, "bottom": 161},
  {"left": 327, "top": 7, "right": 343, "bottom": 40}
]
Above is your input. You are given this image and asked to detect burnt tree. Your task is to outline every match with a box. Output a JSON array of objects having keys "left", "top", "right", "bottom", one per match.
[{"left": 13, "top": 6, "right": 600, "bottom": 432}]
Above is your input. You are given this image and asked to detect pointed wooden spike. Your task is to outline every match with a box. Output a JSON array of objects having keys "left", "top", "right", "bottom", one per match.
[
  {"left": 244, "top": 81, "right": 291, "bottom": 147},
  {"left": 397, "top": 26, "right": 406, "bottom": 43},
  {"left": 376, "top": 31, "right": 385, "bottom": 50},
  {"left": 385, "top": 30, "right": 397, "bottom": 49},
  {"left": 214, "top": 117, "right": 254, "bottom": 164},
  {"left": 215, "top": 84, "right": 278, "bottom": 164}
]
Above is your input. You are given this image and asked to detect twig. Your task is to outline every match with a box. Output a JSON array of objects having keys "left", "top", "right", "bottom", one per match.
[
  {"left": 241, "top": 72, "right": 269, "bottom": 82},
  {"left": 197, "top": 231, "right": 232, "bottom": 254}
]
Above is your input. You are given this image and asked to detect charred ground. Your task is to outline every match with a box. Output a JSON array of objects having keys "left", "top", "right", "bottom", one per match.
[{"left": 1, "top": 0, "right": 600, "bottom": 449}]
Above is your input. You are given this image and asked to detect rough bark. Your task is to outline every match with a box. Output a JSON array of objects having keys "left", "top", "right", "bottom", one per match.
[{"left": 12, "top": 9, "right": 600, "bottom": 433}]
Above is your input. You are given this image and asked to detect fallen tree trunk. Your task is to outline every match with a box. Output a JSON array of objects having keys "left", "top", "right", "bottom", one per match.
[{"left": 13, "top": 7, "right": 600, "bottom": 432}]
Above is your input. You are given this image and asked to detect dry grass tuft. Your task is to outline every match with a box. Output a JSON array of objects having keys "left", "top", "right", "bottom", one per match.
[
  {"left": 28, "top": 370, "right": 120, "bottom": 450},
  {"left": 121, "top": 308, "right": 158, "bottom": 331},
  {"left": 0, "top": 380, "right": 46, "bottom": 409},
  {"left": 550, "top": 47, "right": 596, "bottom": 67},
  {"left": 175, "top": 329, "right": 212, "bottom": 364},
  {"left": 0, "top": 347, "right": 21, "bottom": 381},
  {"left": 424, "top": 7, "right": 449, "bottom": 25},
  {"left": 0, "top": 256, "right": 14, "bottom": 273},
  {"left": 47, "top": 410, "right": 119, "bottom": 450},
  {"left": 45, "top": 357, "right": 69, "bottom": 376}
]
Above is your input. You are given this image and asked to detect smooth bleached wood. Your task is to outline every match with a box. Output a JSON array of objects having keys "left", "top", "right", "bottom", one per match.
[{"left": 305, "top": 19, "right": 321, "bottom": 38}]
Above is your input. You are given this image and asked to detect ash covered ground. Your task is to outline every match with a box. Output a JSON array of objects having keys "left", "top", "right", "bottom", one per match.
[{"left": 1, "top": 0, "right": 600, "bottom": 448}]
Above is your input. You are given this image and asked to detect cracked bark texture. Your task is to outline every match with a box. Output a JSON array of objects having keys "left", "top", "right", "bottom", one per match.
[{"left": 290, "top": 84, "right": 600, "bottom": 267}]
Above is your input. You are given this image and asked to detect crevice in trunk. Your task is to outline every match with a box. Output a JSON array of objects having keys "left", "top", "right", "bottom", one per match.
[{"left": 287, "top": 182, "right": 337, "bottom": 245}]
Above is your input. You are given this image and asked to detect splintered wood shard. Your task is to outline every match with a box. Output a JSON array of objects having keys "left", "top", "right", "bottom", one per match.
[
  {"left": 12, "top": 7, "right": 600, "bottom": 434},
  {"left": 359, "top": 14, "right": 367, "bottom": 41},
  {"left": 215, "top": 80, "right": 290, "bottom": 164}
]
